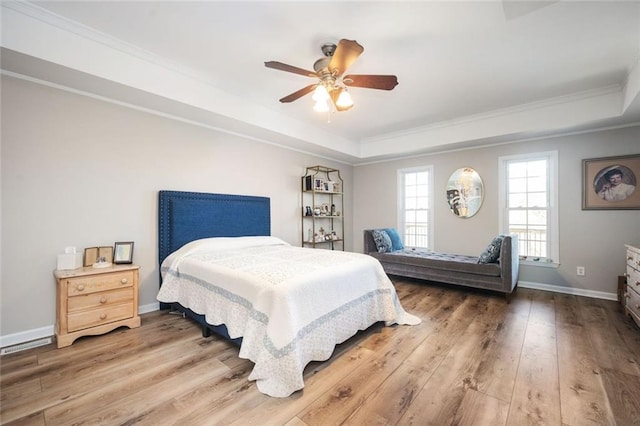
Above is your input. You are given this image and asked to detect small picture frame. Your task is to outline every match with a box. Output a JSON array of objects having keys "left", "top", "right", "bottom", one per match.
[
  {"left": 83, "top": 247, "right": 98, "bottom": 267},
  {"left": 582, "top": 154, "right": 640, "bottom": 210},
  {"left": 83, "top": 246, "right": 114, "bottom": 266},
  {"left": 314, "top": 178, "right": 324, "bottom": 191},
  {"left": 114, "top": 241, "right": 134, "bottom": 264}
]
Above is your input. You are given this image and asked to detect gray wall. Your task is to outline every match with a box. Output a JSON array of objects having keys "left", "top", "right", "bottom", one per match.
[
  {"left": 2, "top": 73, "right": 639, "bottom": 343},
  {"left": 353, "top": 127, "right": 640, "bottom": 295},
  {"left": 0, "top": 75, "right": 352, "bottom": 339}
]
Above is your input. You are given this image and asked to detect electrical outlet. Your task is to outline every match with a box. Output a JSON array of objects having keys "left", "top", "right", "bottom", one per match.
[{"left": 577, "top": 266, "right": 585, "bottom": 276}]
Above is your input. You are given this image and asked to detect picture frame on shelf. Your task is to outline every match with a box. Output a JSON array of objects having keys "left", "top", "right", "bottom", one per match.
[
  {"left": 582, "top": 154, "right": 640, "bottom": 210},
  {"left": 314, "top": 178, "right": 324, "bottom": 191},
  {"left": 322, "top": 203, "right": 331, "bottom": 215},
  {"left": 114, "top": 241, "right": 134, "bottom": 264}
]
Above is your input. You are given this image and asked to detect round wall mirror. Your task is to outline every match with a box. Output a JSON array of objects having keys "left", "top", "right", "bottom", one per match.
[{"left": 446, "top": 167, "right": 484, "bottom": 218}]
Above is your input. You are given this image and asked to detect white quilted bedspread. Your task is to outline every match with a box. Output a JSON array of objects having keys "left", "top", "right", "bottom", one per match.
[{"left": 157, "top": 236, "right": 420, "bottom": 397}]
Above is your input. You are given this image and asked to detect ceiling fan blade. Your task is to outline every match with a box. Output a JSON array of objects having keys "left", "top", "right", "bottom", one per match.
[
  {"left": 343, "top": 74, "right": 399, "bottom": 90},
  {"left": 279, "top": 84, "right": 317, "bottom": 103},
  {"left": 265, "top": 61, "right": 317, "bottom": 78},
  {"left": 330, "top": 87, "right": 354, "bottom": 112},
  {"left": 328, "top": 39, "right": 364, "bottom": 77}
]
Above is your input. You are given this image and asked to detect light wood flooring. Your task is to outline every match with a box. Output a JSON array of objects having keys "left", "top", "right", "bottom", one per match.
[{"left": 2, "top": 279, "right": 640, "bottom": 425}]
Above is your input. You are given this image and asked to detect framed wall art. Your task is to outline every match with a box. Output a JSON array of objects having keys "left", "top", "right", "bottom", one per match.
[{"left": 582, "top": 154, "right": 640, "bottom": 210}]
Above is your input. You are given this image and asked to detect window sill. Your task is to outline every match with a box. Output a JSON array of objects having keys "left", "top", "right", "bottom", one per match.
[{"left": 519, "top": 259, "right": 559, "bottom": 268}]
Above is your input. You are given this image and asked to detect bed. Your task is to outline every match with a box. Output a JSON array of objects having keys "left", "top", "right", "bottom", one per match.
[{"left": 156, "top": 190, "right": 420, "bottom": 397}]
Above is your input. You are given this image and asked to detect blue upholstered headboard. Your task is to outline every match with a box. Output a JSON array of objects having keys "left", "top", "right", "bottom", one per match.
[{"left": 158, "top": 190, "right": 271, "bottom": 266}]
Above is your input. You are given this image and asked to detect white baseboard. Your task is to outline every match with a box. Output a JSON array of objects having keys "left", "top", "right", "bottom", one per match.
[
  {"left": 0, "top": 325, "right": 55, "bottom": 349},
  {"left": 518, "top": 280, "right": 618, "bottom": 301},
  {"left": 1, "top": 303, "right": 161, "bottom": 350},
  {"left": 139, "top": 302, "right": 160, "bottom": 314}
]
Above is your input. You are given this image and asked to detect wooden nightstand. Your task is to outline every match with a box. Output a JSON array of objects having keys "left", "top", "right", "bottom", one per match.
[{"left": 54, "top": 264, "right": 141, "bottom": 348}]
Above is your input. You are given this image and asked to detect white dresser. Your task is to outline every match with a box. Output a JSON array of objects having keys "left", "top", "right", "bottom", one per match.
[{"left": 625, "top": 244, "right": 640, "bottom": 328}]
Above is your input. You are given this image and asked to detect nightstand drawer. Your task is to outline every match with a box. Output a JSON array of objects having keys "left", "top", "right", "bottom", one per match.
[
  {"left": 67, "top": 271, "right": 134, "bottom": 296},
  {"left": 68, "top": 302, "right": 134, "bottom": 332},
  {"left": 67, "top": 287, "right": 134, "bottom": 313}
]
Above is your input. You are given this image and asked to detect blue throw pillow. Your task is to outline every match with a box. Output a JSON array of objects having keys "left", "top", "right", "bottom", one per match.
[
  {"left": 477, "top": 236, "right": 504, "bottom": 264},
  {"left": 384, "top": 228, "right": 405, "bottom": 251},
  {"left": 372, "top": 229, "right": 393, "bottom": 253}
]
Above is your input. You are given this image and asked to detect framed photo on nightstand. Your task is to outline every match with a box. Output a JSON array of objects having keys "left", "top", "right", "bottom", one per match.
[{"left": 114, "top": 241, "right": 134, "bottom": 264}]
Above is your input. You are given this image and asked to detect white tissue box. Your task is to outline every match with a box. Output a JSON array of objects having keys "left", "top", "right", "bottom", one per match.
[{"left": 57, "top": 253, "right": 83, "bottom": 270}]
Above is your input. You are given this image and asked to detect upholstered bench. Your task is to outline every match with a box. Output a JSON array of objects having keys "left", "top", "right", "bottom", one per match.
[{"left": 364, "top": 229, "right": 519, "bottom": 297}]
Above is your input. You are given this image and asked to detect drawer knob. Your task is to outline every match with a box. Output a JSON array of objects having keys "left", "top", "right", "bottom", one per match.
[
  {"left": 120, "top": 278, "right": 128, "bottom": 284},
  {"left": 99, "top": 313, "right": 107, "bottom": 320},
  {"left": 625, "top": 293, "right": 631, "bottom": 299},
  {"left": 629, "top": 256, "right": 634, "bottom": 261},
  {"left": 77, "top": 284, "right": 85, "bottom": 291},
  {"left": 100, "top": 297, "right": 107, "bottom": 304}
]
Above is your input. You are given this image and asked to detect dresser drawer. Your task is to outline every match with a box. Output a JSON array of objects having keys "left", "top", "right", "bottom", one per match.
[
  {"left": 67, "top": 287, "right": 134, "bottom": 313},
  {"left": 628, "top": 249, "right": 640, "bottom": 270},
  {"left": 626, "top": 284, "right": 640, "bottom": 323},
  {"left": 66, "top": 270, "right": 134, "bottom": 296},
  {"left": 627, "top": 265, "right": 640, "bottom": 291},
  {"left": 67, "top": 302, "right": 134, "bottom": 332}
]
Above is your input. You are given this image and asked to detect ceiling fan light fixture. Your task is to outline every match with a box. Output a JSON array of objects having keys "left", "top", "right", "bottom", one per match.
[
  {"left": 335, "top": 89, "right": 353, "bottom": 108},
  {"left": 312, "top": 84, "right": 330, "bottom": 102},
  {"left": 313, "top": 98, "right": 330, "bottom": 113}
]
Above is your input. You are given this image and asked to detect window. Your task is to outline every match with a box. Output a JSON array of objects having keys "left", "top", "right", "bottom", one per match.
[
  {"left": 398, "top": 166, "right": 433, "bottom": 249},
  {"left": 499, "top": 151, "right": 558, "bottom": 264}
]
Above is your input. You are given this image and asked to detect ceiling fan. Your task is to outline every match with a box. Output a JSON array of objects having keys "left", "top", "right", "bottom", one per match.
[{"left": 264, "top": 39, "right": 398, "bottom": 112}]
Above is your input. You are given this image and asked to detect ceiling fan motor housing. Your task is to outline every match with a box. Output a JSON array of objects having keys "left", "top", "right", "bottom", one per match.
[{"left": 321, "top": 43, "right": 337, "bottom": 57}]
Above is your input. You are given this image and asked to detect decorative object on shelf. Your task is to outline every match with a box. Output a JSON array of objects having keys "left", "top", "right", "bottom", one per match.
[
  {"left": 582, "top": 154, "right": 640, "bottom": 210},
  {"left": 114, "top": 241, "right": 134, "bottom": 264},
  {"left": 446, "top": 167, "right": 484, "bottom": 218},
  {"left": 301, "top": 165, "right": 344, "bottom": 250}
]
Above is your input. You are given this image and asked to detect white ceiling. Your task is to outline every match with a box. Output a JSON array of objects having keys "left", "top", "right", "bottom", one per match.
[{"left": 2, "top": 1, "right": 640, "bottom": 163}]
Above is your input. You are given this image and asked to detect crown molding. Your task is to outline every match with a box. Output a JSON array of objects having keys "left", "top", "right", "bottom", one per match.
[{"left": 360, "top": 84, "right": 623, "bottom": 145}]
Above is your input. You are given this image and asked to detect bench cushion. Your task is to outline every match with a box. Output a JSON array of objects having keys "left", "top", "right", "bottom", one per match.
[{"left": 370, "top": 249, "right": 501, "bottom": 277}]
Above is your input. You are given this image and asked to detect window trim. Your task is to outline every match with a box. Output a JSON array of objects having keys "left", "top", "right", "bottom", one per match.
[
  {"left": 397, "top": 165, "right": 434, "bottom": 250},
  {"left": 498, "top": 151, "right": 559, "bottom": 267}
]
